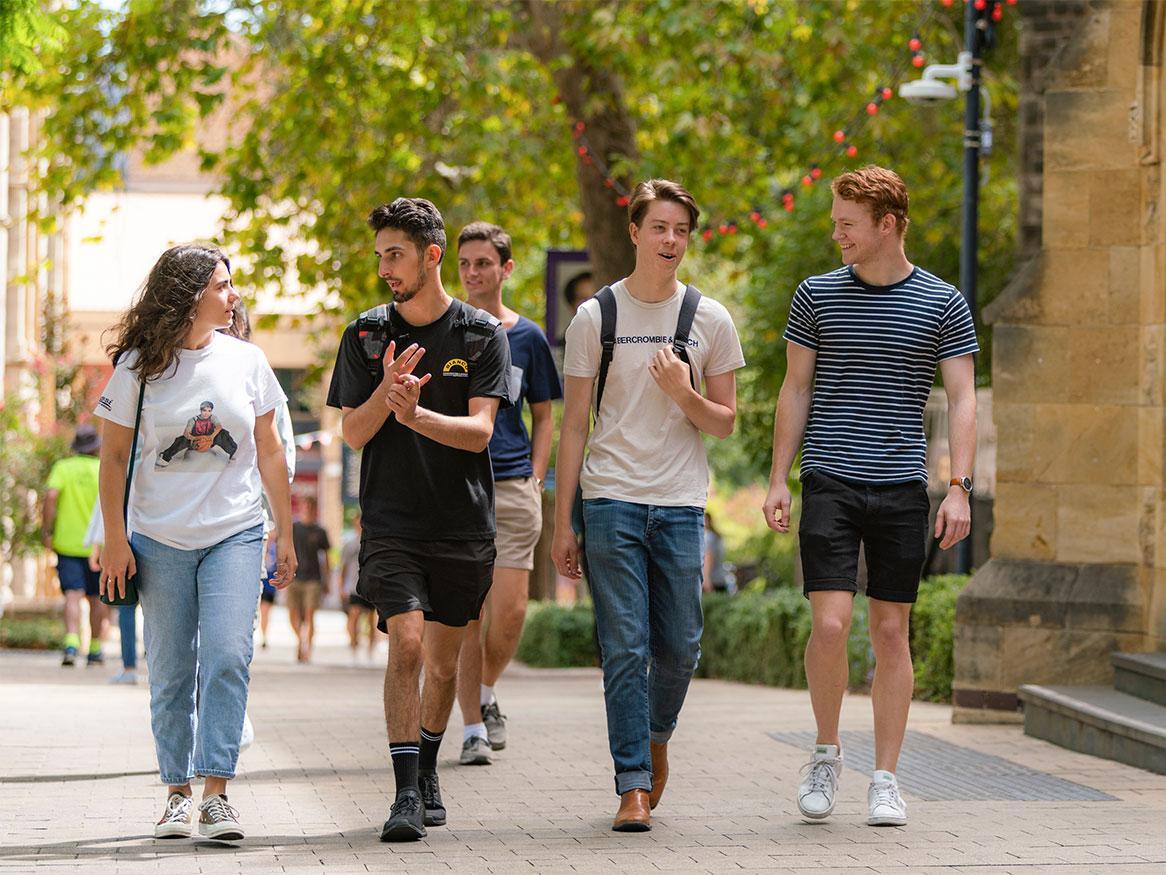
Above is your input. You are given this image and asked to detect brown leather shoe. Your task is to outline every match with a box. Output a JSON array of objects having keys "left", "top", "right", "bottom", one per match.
[
  {"left": 648, "top": 741, "right": 669, "bottom": 810},
  {"left": 612, "top": 789, "right": 651, "bottom": 832}
]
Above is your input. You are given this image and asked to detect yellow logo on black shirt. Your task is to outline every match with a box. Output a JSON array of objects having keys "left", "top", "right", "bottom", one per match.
[{"left": 442, "top": 358, "right": 469, "bottom": 377}]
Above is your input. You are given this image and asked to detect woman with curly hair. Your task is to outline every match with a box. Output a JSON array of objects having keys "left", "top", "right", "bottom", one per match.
[{"left": 94, "top": 243, "right": 297, "bottom": 842}]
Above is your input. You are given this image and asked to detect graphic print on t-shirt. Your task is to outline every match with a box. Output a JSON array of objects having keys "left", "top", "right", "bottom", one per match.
[{"left": 154, "top": 399, "right": 239, "bottom": 472}]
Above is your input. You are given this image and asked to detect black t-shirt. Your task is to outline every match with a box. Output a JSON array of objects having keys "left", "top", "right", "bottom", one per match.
[
  {"left": 291, "top": 521, "right": 330, "bottom": 581},
  {"left": 326, "top": 298, "right": 512, "bottom": 541}
]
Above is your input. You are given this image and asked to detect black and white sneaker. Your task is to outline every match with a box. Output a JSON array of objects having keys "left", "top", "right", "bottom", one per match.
[
  {"left": 155, "top": 792, "right": 193, "bottom": 839},
  {"left": 482, "top": 699, "right": 507, "bottom": 750},
  {"left": 198, "top": 794, "right": 244, "bottom": 841},
  {"left": 418, "top": 771, "right": 446, "bottom": 827},
  {"left": 380, "top": 790, "right": 427, "bottom": 842}
]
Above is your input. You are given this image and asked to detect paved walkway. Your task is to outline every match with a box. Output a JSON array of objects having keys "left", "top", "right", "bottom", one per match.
[{"left": 2, "top": 607, "right": 1165, "bottom": 873}]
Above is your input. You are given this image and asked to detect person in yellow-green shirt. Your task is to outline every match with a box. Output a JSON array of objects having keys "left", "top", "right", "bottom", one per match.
[{"left": 42, "top": 424, "right": 108, "bottom": 666}]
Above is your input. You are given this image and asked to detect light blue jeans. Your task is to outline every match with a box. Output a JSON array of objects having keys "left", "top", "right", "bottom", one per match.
[
  {"left": 583, "top": 499, "right": 704, "bottom": 795},
  {"left": 133, "top": 524, "right": 263, "bottom": 785}
]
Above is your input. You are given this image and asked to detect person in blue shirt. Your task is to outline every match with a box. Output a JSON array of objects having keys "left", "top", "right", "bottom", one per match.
[{"left": 455, "top": 221, "right": 562, "bottom": 765}]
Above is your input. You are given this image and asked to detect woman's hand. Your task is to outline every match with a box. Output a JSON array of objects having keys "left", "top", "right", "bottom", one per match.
[
  {"left": 99, "top": 536, "right": 136, "bottom": 600},
  {"left": 270, "top": 532, "right": 297, "bottom": 590}
]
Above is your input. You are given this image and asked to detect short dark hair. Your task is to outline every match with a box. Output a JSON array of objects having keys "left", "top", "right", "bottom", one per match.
[
  {"left": 367, "top": 198, "right": 447, "bottom": 263},
  {"left": 564, "top": 271, "right": 594, "bottom": 307},
  {"left": 200, "top": 401, "right": 214, "bottom": 410},
  {"left": 457, "top": 221, "right": 512, "bottom": 265},
  {"left": 628, "top": 179, "right": 700, "bottom": 229}
]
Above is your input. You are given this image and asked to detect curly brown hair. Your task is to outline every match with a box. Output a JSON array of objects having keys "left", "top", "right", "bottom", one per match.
[
  {"left": 830, "top": 165, "right": 910, "bottom": 237},
  {"left": 105, "top": 244, "right": 230, "bottom": 381}
]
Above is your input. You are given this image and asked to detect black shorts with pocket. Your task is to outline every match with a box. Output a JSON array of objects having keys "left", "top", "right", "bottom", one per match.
[
  {"left": 356, "top": 535, "right": 495, "bottom": 631},
  {"left": 798, "top": 469, "right": 930, "bottom": 603}
]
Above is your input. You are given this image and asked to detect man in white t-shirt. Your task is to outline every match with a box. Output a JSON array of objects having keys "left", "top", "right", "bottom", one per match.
[{"left": 552, "top": 179, "right": 745, "bottom": 832}]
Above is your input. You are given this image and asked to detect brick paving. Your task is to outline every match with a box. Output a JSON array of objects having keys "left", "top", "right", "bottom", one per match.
[{"left": 2, "top": 607, "right": 1165, "bottom": 873}]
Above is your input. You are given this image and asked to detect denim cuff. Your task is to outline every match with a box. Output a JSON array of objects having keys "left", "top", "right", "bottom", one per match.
[
  {"left": 649, "top": 728, "right": 674, "bottom": 745},
  {"left": 194, "top": 768, "right": 237, "bottom": 780},
  {"left": 614, "top": 769, "right": 652, "bottom": 796},
  {"left": 160, "top": 775, "right": 195, "bottom": 786}
]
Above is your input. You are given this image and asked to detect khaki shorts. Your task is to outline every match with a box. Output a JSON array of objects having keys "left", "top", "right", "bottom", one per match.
[
  {"left": 493, "top": 476, "right": 543, "bottom": 570},
  {"left": 286, "top": 578, "right": 323, "bottom": 613}
]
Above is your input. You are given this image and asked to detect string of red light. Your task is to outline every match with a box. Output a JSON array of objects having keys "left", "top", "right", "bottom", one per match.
[{"left": 563, "top": 0, "right": 1016, "bottom": 242}]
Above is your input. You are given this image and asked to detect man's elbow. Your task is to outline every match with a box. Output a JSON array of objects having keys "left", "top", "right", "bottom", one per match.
[
  {"left": 710, "top": 410, "right": 736, "bottom": 440},
  {"left": 341, "top": 422, "right": 367, "bottom": 451}
]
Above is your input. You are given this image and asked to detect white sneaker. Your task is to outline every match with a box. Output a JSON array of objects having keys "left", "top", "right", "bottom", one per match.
[
  {"left": 867, "top": 770, "right": 907, "bottom": 826},
  {"left": 155, "top": 792, "right": 193, "bottom": 839},
  {"left": 198, "top": 794, "right": 244, "bottom": 841},
  {"left": 797, "top": 743, "right": 842, "bottom": 822}
]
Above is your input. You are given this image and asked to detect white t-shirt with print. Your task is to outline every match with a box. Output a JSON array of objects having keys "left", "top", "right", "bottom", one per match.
[
  {"left": 563, "top": 279, "right": 745, "bottom": 507},
  {"left": 94, "top": 332, "right": 287, "bottom": 550}
]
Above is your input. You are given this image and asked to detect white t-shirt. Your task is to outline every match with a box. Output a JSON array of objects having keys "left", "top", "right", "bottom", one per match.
[
  {"left": 563, "top": 279, "right": 745, "bottom": 507},
  {"left": 93, "top": 332, "right": 287, "bottom": 550}
]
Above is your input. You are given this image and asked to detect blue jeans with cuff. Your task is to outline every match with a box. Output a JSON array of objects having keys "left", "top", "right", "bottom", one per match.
[
  {"left": 583, "top": 498, "right": 704, "bottom": 796},
  {"left": 133, "top": 524, "right": 263, "bottom": 785}
]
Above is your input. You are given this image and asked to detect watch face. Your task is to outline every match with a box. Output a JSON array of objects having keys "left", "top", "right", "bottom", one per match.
[{"left": 962, "top": 477, "right": 973, "bottom": 492}]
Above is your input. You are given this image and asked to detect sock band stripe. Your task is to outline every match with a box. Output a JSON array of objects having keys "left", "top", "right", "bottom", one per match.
[{"left": 420, "top": 728, "right": 444, "bottom": 742}]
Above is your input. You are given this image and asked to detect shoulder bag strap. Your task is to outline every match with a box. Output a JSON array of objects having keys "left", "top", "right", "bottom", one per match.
[{"left": 123, "top": 378, "right": 146, "bottom": 525}]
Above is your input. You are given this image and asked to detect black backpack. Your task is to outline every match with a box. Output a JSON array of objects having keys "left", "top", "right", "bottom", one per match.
[
  {"left": 355, "top": 302, "right": 501, "bottom": 379},
  {"left": 593, "top": 283, "right": 701, "bottom": 416}
]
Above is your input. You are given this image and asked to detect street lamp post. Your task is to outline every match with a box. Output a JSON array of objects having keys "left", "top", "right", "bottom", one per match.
[{"left": 899, "top": 1, "right": 995, "bottom": 575}]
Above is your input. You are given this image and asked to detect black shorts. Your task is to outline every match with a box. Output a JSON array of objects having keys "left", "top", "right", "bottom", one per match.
[
  {"left": 356, "top": 536, "right": 495, "bottom": 631},
  {"left": 798, "top": 469, "right": 930, "bottom": 603}
]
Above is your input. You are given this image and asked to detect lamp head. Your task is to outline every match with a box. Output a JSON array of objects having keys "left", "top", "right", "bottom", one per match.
[{"left": 898, "top": 78, "right": 959, "bottom": 104}]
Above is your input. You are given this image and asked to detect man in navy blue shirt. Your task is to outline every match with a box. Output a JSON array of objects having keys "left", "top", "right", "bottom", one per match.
[{"left": 455, "top": 222, "right": 562, "bottom": 764}]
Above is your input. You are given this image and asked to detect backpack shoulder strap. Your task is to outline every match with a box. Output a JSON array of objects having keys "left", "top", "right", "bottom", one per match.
[
  {"left": 594, "top": 285, "right": 617, "bottom": 417},
  {"left": 453, "top": 303, "right": 503, "bottom": 363},
  {"left": 356, "top": 304, "right": 392, "bottom": 377},
  {"left": 673, "top": 284, "right": 701, "bottom": 391}
]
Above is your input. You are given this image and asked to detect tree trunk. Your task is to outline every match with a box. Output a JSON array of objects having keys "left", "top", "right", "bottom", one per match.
[{"left": 517, "top": 0, "right": 637, "bottom": 285}]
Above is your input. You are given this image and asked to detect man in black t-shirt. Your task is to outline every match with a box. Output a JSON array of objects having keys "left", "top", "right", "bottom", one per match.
[{"left": 326, "top": 198, "right": 511, "bottom": 843}]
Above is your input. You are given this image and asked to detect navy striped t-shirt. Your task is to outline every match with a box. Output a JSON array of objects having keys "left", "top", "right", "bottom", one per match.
[{"left": 783, "top": 265, "right": 979, "bottom": 484}]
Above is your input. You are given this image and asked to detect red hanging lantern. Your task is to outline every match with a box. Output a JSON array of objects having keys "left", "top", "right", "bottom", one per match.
[
  {"left": 701, "top": 228, "right": 714, "bottom": 242},
  {"left": 881, "top": 86, "right": 893, "bottom": 100},
  {"left": 603, "top": 178, "right": 614, "bottom": 189},
  {"left": 908, "top": 35, "right": 922, "bottom": 52},
  {"left": 833, "top": 129, "right": 846, "bottom": 143},
  {"left": 866, "top": 102, "right": 879, "bottom": 115},
  {"left": 616, "top": 195, "right": 630, "bottom": 207},
  {"left": 757, "top": 217, "right": 768, "bottom": 229},
  {"left": 912, "top": 53, "right": 925, "bottom": 68},
  {"left": 846, "top": 144, "right": 858, "bottom": 158},
  {"left": 810, "top": 165, "right": 822, "bottom": 180}
]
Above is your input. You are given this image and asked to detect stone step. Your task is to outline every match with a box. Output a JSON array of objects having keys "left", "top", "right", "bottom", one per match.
[
  {"left": 1018, "top": 684, "right": 1166, "bottom": 775},
  {"left": 1112, "top": 651, "right": 1166, "bottom": 708}
]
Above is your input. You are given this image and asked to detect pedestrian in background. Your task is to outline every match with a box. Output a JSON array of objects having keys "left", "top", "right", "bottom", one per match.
[{"left": 43, "top": 423, "right": 107, "bottom": 667}]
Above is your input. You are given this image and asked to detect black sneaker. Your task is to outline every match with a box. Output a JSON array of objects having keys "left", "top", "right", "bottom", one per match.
[
  {"left": 482, "top": 699, "right": 507, "bottom": 751},
  {"left": 418, "top": 771, "right": 446, "bottom": 827},
  {"left": 380, "top": 790, "right": 426, "bottom": 842},
  {"left": 87, "top": 650, "right": 105, "bottom": 666}
]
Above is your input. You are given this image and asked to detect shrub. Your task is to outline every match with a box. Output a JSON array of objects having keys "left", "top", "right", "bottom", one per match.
[
  {"left": 516, "top": 600, "right": 597, "bottom": 668},
  {"left": 910, "top": 573, "right": 970, "bottom": 703},
  {"left": 0, "top": 615, "right": 65, "bottom": 650},
  {"left": 516, "top": 574, "right": 970, "bottom": 702}
]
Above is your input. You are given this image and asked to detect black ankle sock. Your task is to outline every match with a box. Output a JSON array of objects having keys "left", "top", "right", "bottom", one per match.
[
  {"left": 389, "top": 741, "right": 419, "bottom": 795},
  {"left": 419, "top": 726, "right": 444, "bottom": 773}
]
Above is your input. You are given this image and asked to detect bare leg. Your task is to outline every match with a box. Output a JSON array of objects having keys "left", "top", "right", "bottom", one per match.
[
  {"left": 203, "top": 776, "right": 227, "bottom": 799},
  {"left": 804, "top": 591, "right": 854, "bottom": 748},
  {"left": 288, "top": 605, "right": 304, "bottom": 660},
  {"left": 456, "top": 618, "right": 484, "bottom": 726},
  {"left": 346, "top": 605, "right": 361, "bottom": 652},
  {"left": 302, "top": 605, "right": 317, "bottom": 662},
  {"left": 259, "top": 599, "right": 271, "bottom": 644},
  {"left": 421, "top": 621, "right": 468, "bottom": 734},
  {"left": 86, "top": 595, "right": 108, "bottom": 647},
  {"left": 868, "top": 599, "right": 913, "bottom": 772},
  {"left": 385, "top": 612, "right": 425, "bottom": 740},
  {"left": 63, "top": 590, "right": 83, "bottom": 638},
  {"left": 481, "top": 568, "right": 529, "bottom": 686}
]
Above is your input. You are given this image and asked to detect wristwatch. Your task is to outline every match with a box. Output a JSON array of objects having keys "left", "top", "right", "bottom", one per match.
[
  {"left": 949, "top": 476, "right": 973, "bottom": 495},
  {"left": 533, "top": 476, "right": 544, "bottom": 489}
]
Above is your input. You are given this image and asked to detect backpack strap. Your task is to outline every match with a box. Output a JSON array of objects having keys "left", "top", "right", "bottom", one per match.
[
  {"left": 452, "top": 305, "right": 503, "bottom": 364},
  {"left": 594, "top": 285, "right": 617, "bottom": 417},
  {"left": 672, "top": 283, "right": 702, "bottom": 391},
  {"left": 356, "top": 303, "right": 392, "bottom": 378}
]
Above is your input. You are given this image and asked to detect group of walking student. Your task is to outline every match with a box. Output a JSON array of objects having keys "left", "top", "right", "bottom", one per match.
[{"left": 89, "top": 163, "right": 976, "bottom": 843}]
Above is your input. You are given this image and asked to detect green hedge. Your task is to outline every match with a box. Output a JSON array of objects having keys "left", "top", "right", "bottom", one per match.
[
  {"left": 516, "top": 574, "right": 970, "bottom": 703},
  {"left": 0, "top": 615, "right": 66, "bottom": 650}
]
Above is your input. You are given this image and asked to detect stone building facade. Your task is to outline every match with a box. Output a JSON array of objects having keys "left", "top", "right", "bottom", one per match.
[{"left": 954, "top": 0, "right": 1166, "bottom": 717}]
